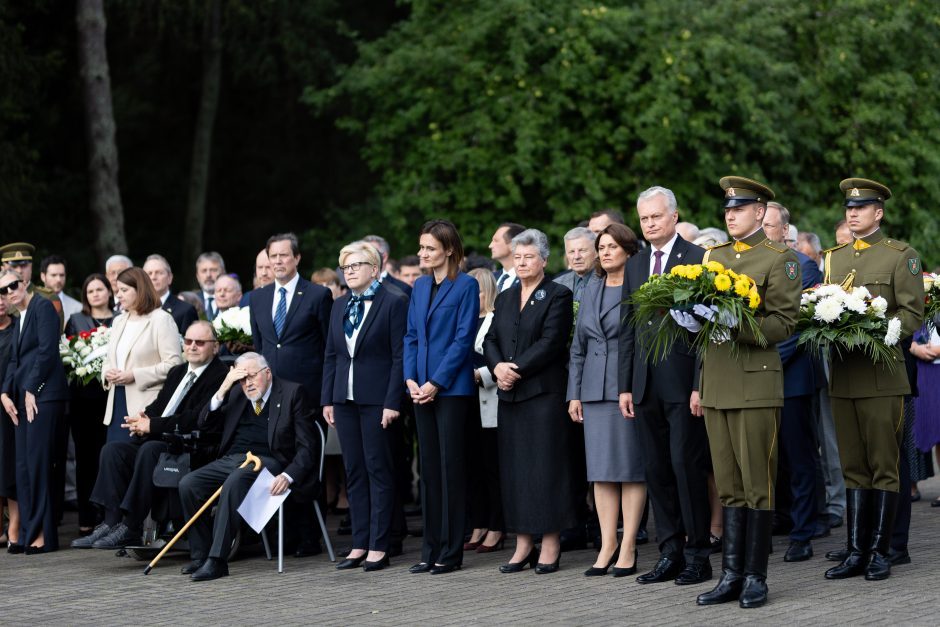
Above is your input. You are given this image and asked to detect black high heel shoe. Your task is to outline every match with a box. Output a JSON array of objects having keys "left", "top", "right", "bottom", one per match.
[
  {"left": 336, "top": 553, "right": 368, "bottom": 570},
  {"left": 535, "top": 555, "right": 561, "bottom": 574},
  {"left": 362, "top": 555, "right": 390, "bottom": 572},
  {"left": 499, "top": 549, "right": 537, "bottom": 573},
  {"left": 611, "top": 548, "right": 639, "bottom": 577},
  {"left": 585, "top": 547, "right": 619, "bottom": 576},
  {"left": 8, "top": 543, "right": 24, "bottom": 555}
]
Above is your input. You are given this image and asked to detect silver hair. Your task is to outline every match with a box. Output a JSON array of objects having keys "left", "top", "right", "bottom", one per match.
[
  {"left": 798, "top": 231, "right": 823, "bottom": 254},
  {"left": 196, "top": 251, "right": 226, "bottom": 272},
  {"left": 511, "top": 228, "right": 550, "bottom": 260},
  {"left": 676, "top": 222, "right": 700, "bottom": 241},
  {"left": 145, "top": 253, "right": 172, "bottom": 274},
  {"left": 235, "top": 351, "right": 269, "bottom": 370},
  {"left": 637, "top": 186, "right": 678, "bottom": 214},
  {"left": 766, "top": 201, "right": 791, "bottom": 226},
  {"left": 105, "top": 254, "right": 133, "bottom": 270},
  {"left": 693, "top": 227, "right": 730, "bottom": 248},
  {"left": 362, "top": 234, "right": 390, "bottom": 259},
  {"left": 563, "top": 227, "right": 596, "bottom": 243}
]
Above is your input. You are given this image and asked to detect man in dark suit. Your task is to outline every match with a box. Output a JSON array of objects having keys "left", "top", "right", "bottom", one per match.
[
  {"left": 762, "top": 203, "right": 824, "bottom": 562},
  {"left": 488, "top": 223, "right": 526, "bottom": 292},
  {"left": 76, "top": 321, "right": 228, "bottom": 549},
  {"left": 619, "top": 186, "right": 712, "bottom": 585},
  {"left": 195, "top": 251, "right": 226, "bottom": 321},
  {"left": 239, "top": 250, "right": 275, "bottom": 307},
  {"left": 362, "top": 234, "right": 413, "bottom": 298},
  {"left": 179, "top": 352, "right": 317, "bottom": 581},
  {"left": 249, "top": 232, "right": 331, "bottom": 555},
  {"left": 144, "top": 254, "right": 199, "bottom": 334}
]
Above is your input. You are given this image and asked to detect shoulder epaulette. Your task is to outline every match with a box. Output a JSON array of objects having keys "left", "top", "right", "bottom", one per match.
[
  {"left": 881, "top": 238, "right": 910, "bottom": 252},
  {"left": 763, "top": 240, "right": 789, "bottom": 253},
  {"left": 707, "top": 242, "right": 732, "bottom": 251},
  {"left": 822, "top": 242, "right": 849, "bottom": 254}
]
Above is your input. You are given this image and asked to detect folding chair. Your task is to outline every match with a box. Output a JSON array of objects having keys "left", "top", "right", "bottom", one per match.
[{"left": 261, "top": 420, "right": 336, "bottom": 572}]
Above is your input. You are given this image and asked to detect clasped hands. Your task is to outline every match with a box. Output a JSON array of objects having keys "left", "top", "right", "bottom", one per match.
[
  {"left": 104, "top": 368, "right": 135, "bottom": 386},
  {"left": 669, "top": 304, "right": 738, "bottom": 342},
  {"left": 121, "top": 410, "right": 151, "bottom": 436},
  {"left": 493, "top": 362, "right": 520, "bottom": 391},
  {"left": 406, "top": 379, "right": 439, "bottom": 405}
]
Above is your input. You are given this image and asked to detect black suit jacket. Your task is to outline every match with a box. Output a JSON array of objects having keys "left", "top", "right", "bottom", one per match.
[
  {"left": 483, "top": 278, "right": 573, "bottom": 403},
  {"left": 162, "top": 292, "right": 199, "bottom": 335},
  {"left": 198, "top": 378, "right": 318, "bottom": 498},
  {"left": 619, "top": 236, "right": 705, "bottom": 405},
  {"left": 2, "top": 295, "right": 69, "bottom": 403},
  {"left": 141, "top": 356, "right": 229, "bottom": 437},
  {"left": 383, "top": 274, "right": 412, "bottom": 299},
  {"left": 321, "top": 285, "right": 407, "bottom": 409},
  {"left": 249, "top": 276, "right": 333, "bottom": 405}
]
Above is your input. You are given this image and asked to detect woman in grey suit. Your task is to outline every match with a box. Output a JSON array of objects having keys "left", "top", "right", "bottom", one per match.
[{"left": 568, "top": 223, "right": 645, "bottom": 577}]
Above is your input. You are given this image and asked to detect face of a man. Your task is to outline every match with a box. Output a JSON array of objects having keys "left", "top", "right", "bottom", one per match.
[
  {"left": 845, "top": 203, "right": 883, "bottom": 237},
  {"left": 239, "top": 359, "right": 272, "bottom": 402},
  {"left": 588, "top": 214, "right": 614, "bottom": 235},
  {"left": 7, "top": 261, "right": 33, "bottom": 283},
  {"left": 637, "top": 195, "right": 678, "bottom": 249},
  {"left": 213, "top": 275, "right": 242, "bottom": 310},
  {"left": 835, "top": 224, "right": 853, "bottom": 245},
  {"left": 254, "top": 250, "right": 274, "bottom": 288},
  {"left": 398, "top": 264, "right": 422, "bottom": 287},
  {"left": 41, "top": 263, "right": 66, "bottom": 293},
  {"left": 761, "top": 206, "right": 786, "bottom": 244},
  {"left": 725, "top": 203, "right": 764, "bottom": 239},
  {"left": 267, "top": 240, "right": 300, "bottom": 283},
  {"left": 196, "top": 259, "right": 223, "bottom": 293},
  {"left": 182, "top": 322, "right": 219, "bottom": 367},
  {"left": 143, "top": 260, "right": 173, "bottom": 296},
  {"left": 796, "top": 239, "right": 819, "bottom": 261},
  {"left": 488, "top": 227, "right": 512, "bottom": 264},
  {"left": 565, "top": 237, "right": 596, "bottom": 276},
  {"left": 106, "top": 260, "right": 130, "bottom": 292}
]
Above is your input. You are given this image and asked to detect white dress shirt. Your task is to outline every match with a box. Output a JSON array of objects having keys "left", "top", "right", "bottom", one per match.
[
  {"left": 496, "top": 267, "right": 517, "bottom": 292},
  {"left": 270, "top": 272, "right": 301, "bottom": 320},
  {"left": 345, "top": 299, "right": 374, "bottom": 400},
  {"left": 160, "top": 362, "right": 210, "bottom": 417},
  {"left": 648, "top": 232, "right": 679, "bottom": 277}
]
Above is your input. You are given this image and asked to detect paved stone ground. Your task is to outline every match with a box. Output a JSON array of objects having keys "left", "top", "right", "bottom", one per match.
[{"left": 3, "top": 476, "right": 940, "bottom": 625}]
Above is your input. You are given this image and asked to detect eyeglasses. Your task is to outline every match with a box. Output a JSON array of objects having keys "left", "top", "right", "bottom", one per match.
[
  {"left": 339, "top": 262, "right": 373, "bottom": 273},
  {"left": 240, "top": 368, "right": 269, "bottom": 380},
  {"left": 183, "top": 337, "right": 218, "bottom": 347},
  {"left": 0, "top": 280, "right": 22, "bottom": 295}
]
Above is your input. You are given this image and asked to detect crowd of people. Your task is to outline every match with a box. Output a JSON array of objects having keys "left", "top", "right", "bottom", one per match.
[{"left": 0, "top": 175, "right": 938, "bottom": 608}]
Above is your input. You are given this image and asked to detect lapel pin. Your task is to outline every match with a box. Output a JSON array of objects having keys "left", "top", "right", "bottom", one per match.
[
  {"left": 677, "top": 253, "right": 682, "bottom": 259},
  {"left": 276, "top": 403, "right": 281, "bottom": 409},
  {"left": 535, "top": 289, "right": 546, "bottom": 301}
]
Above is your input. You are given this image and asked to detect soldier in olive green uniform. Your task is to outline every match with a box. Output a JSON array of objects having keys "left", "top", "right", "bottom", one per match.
[
  {"left": 0, "top": 243, "right": 63, "bottom": 328},
  {"left": 693, "top": 177, "right": 801, "bottom": 609},
  {"left": 823, "top": 178, "right": 924, "bottom": 582}
]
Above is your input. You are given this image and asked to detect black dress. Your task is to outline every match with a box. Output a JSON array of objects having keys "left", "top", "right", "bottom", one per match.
[
  {"left": 483, "top": 278, "right": 577, "bottom": 534},
  {"left": 0, "top": 321, "right": 15, "bottom": 498}
]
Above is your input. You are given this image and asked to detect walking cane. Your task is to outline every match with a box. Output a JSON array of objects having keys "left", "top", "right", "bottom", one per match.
[{"left": 144, "top": 451, "right": 262, "bottom": 574}]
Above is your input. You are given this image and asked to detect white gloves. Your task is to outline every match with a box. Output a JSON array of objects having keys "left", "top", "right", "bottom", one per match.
[
  {"left": 692, "top": 304, "right": 738, "bottom": 329},
  {"left": 670, "top": 309, "right": 703, "bottom": 333}
]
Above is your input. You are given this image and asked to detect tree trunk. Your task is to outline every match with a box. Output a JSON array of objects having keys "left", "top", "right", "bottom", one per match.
[
  {"left": 76, "top": 0, "right": 128, "bottom": 262},
  {"left": 181, "top": 0, "right": 223, "bottom": 268}
]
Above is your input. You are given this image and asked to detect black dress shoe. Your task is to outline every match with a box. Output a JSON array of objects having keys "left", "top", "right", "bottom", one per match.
[
  {"left": 181, "top": 559, "right": 206, "bottom": 575},
  {"left": 92, "top": 522, "right": 141, "bottom": 549},
  {"left": 636, "top": 556, "right": 684, "bottom": 584},
  {"left": 887, "top": 548, "right": 911, "bottom": 565},
  {"left": 293, "top": 540, "right": 322, "bottom": 558},
  {"left": 931, "top": 497, "right": 940, "bottom": 508},
  {"left": 363, "top": 555, "right": 390, "bottom": 571},
  {"left": 675, "top": 561, "right": 712, "bottom": 585},
  {"left": 784, "top": 540, "right": 813, "bottom": 562},
  {"left": 534, "top": 557, "right": 560, "bottom": 574},
  {"left": 7, "top": 543, "right": 24, "bottom": 554},
  {"left": 25, "top": 545, "right": 51, "bottom": 555},
  {"left": 827, "top": 513, "right": 844, "bottom": 528},
  {"left": 812, "top": 522, "right": 831, "bottom": 539},
  {"left": 71, "top": 523, "right": 110, "bottom": 549},
  {"left": 336, "top": 554, "right": 367, "bottom": 570},
  {"left": 409, "top": 562, "right": 432, "bottom": 574},
  {"left": 635, "top": 528, "right": 649, "bottom": 545},
  {"left": 499, "top": 550, "right": 537, "bottom": 573},
  {"left": 191, "top": 557, "right": 229, "bottom": 581},
  {"left": 825, "top": 548, "right": 849, "bottom": 562},
  {"left": 429, "top": 563, "right": 461, "bottom": 575}
]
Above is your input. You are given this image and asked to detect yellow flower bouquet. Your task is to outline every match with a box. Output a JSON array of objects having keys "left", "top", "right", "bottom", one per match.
[{"left": 628, "top": 261, "right": 765, "bottom": 362}]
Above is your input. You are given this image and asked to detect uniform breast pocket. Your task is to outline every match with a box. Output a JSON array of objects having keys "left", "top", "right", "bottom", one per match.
[
  {"left": 862, "top": 273, "right": 892, "bottom": 299},
  {"left": 742, "top": 351, "right": 782, "bottom": 401}
]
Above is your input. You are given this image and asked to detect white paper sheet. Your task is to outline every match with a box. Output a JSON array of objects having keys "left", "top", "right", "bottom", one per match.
[{"left": 237, "top": 468, "right": 291, "bottom": 533}]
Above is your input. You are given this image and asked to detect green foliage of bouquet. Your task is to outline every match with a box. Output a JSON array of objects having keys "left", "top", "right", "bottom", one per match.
[{"left": 923, "top": 273, "right": 940, "bottom": 334}]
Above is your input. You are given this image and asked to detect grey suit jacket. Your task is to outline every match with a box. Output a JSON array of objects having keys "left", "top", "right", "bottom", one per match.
[{"left": 567, "top": 275, "right": 620, "bottom": 402}]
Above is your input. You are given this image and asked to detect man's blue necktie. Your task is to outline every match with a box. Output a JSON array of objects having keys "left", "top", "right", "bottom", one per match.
[{"left": 273, "top": 286, "right": 287, "bottom": 337}]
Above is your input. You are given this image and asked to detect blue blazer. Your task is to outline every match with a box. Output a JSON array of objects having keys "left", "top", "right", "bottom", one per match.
[
  {"left": 778, "top": 250, "right": 823, "bottom": 398},
  {"left": 404, "top": 272, "right": 479, "bottom": 396},
  {"left": 2, "top": 295, "right": 69, "bottom": 403},
  {"left": 321, "top": 285, "right": 408, "bottom": 409},
  {"left": 249, "top": 276, "right": 333, "bottom": 405}
]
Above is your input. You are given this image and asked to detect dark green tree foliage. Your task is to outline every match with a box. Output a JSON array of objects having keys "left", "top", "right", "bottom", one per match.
[{"left": 316, "top": 0, "right": 940, "bottom": 267}]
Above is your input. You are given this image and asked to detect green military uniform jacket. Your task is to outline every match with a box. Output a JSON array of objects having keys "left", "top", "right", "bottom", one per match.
[
  {"left": 700, "top": 229, "right": 801, "bottom": 410},
  {"left": 824, "top": 230, "right": 924, "bottom": 398}
]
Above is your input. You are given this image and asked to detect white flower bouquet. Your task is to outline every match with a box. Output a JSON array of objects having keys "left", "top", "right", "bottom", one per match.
[
  {"left": 212, "top": 306, "right": 253, "bottom": 354},
  {"left": 796, "top": 284, "right": 901, "bottom": 368},
  {"left": 59, "top": 325, "right": 111, "bottom": 385}
]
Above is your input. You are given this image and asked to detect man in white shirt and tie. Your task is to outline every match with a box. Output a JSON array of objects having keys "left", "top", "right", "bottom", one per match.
[{"left": 489, "top": 222, "right": 526, "bottom": 292}]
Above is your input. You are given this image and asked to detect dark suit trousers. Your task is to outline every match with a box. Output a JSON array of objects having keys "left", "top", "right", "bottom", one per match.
[
  {"left": 414, "top": 396, "right": 469, "bottom": 566},
  {"left": 635, "top": 391, "right": 711, "bottom": 564},
  {"left": 15, "top": 400, "right": 65, "bottom": 550},
  {"left": 66, "top": 396, "right": 107, "bottom": 527},
  {"left": 179, "top": 453, "right": 282, "bottom": 560},
  {"left": 778, "top": 394, "right": 818, "bottom": 542},
  {"left": 334, "top": 403, "right": 396, "bottom": 552},
  {"left": 90, "top": 438, "right": 169, "bottom": 528}
]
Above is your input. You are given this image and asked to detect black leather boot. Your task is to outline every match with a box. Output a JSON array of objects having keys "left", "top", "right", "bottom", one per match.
[
  {"left": 697, "top": 507, "right": 746, "bottom": 606},
  {"left": 739, "top": 509, "right": 773, "bottom": 608},
  {"left": 864, "top": 489, "right": 898, "bottom": 581},
  {"left": 825, "top": 489, "right": 870, "bottom": 580}
]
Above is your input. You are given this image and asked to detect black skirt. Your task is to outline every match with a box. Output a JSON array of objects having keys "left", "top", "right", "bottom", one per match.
[{"left": 497, "top": 391, "right": 577, "bottom": 535}]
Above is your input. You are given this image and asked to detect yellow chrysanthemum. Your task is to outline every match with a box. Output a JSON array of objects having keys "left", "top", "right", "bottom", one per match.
[
  {"left": 749, "top": 293, "right": 760, "bottom": 309},
  {"left": 671, "top": 265, "right": 687, "bottom": 278},
  {"left": 734, "top": 280, "right": 750, "bottom": 297},
  {"left": 726, "top": 269, "right": 739, "bottom": 280},
  {"left": 714, "top": 274, "right": 732, "bottom": 292},
  {"left": 686, "top": 265, "right": 704, "bottom": 279},
  {"left": 705, "top": 261, "right": 725, "bottom": 274}
]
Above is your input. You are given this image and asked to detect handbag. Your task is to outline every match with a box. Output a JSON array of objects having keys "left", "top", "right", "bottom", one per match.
[{"left": 152, "top": 451, "right": 191, "bottom": 488}]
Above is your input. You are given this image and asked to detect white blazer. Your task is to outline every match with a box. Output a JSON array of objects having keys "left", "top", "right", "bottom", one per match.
[{"left": 474, "top": 312, "right": 498, "bottom": 428}]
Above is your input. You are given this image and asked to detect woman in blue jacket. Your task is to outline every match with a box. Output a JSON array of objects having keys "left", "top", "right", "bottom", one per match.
[{"left": 404, "top": 220, "right": 479, "bottom": 574}]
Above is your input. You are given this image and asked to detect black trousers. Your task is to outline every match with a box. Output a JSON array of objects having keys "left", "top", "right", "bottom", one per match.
[
  {"left": 178, "top": 453, "right": 282, "bottom": 560},
  {"left": 333, "top": 402, "right": 396, "bottom": 552},
  {"left": 90, "top": 438, "right": 168, "bottom": 528},
  {"left": 466, "top": 416, "right": 503, "bottom": 533},
  {"left": 778, "top": 394, "right": 818, "bottom": 542},
  {"left": 635, "top": 391, "right": 711, "bottom": 564},
  {"left": 414, "top": 396, "right": 469, "bottom": 566},
  {"left": 15, "top": 399, "right": 65, "bottom": 549}
]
